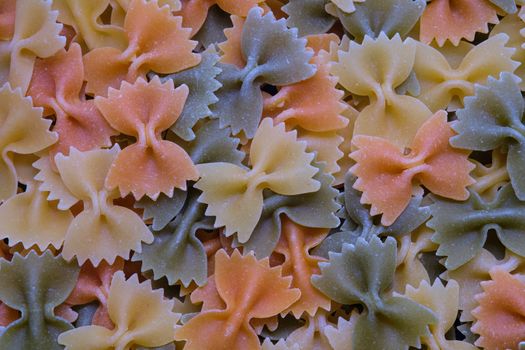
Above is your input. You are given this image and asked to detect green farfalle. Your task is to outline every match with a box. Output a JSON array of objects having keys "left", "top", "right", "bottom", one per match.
[
  {"left": 334, "top": 0, "right": 425, "bottom": 41},
  {"left": 238, "top": 162, "right": 340, "bottom": 258},
  {"left": 451, "top": 72, "right": 525, "bottom": 201},
  {"left": 311, "top": 237, "right": 436, "bottom": 350},
  {"left": 0, "top": 251, "right": 79, "bottom": 350},
  {"left": 135, "top": 190, "right": 187, "bottom": 232},
  {"left": 150, "top": 47, "right": 222, "bottom": 141},
  {"left": 211, "top": 7, "right": 316, "bottom": 138},
  {"left": 133, "top": 119, "right": 244, "bottom": 286},
  {"left": 282, "top": 0, "right": 336, "bottom": 36},
  {"left": 193, "top": 5, "right": 232, "bottom": 48},
  {"left": 429, "top": 183, "right": 525, "bottom": 270},
  {"left": 313, "top": 173, "right": 431, "bottom": 258}
]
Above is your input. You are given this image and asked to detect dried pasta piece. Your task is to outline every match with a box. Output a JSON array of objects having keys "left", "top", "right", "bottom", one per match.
[
  {"left": 59, "top": 272, "right": 181, "bottom": 350},
  {"left": 0, "top": 180, "right": 73, "bottom": 250},
  {"left": 63, "top": 260, "right": 125, "bottom": 329},
  {"left": 471, "top": 269, "right": 525, "bottom": 350},
  {"left": 314, "top": 173, "right": 431, "bottom": 258},
  {"left": 405, "top": 279, "right": 477, "bottom": 350},
  {"left": 334, "top": 0, "right": 425, "bottom": 41},
  {"left": 96, "top": 77, "right": 198, "bottom": 199},
  {"left": 297, "top": 129, "right": 344, "bottom": 175},
  {"left": 27, "top": 43, "right": 117, "bottom": 159},
  {"left": 0, "top": 83, "right": 57, "bottom": 202},
  {"left": 350, "top": 111, "right": 474, "bottom": 226},
  {"left": 110, "top": 0, "right": 182, "bottom": 26},
  {"left": 469, "top": 149, "right": 509, "bottom": 200},
  {"left": 420, "top": 0, "right": 499, "bottom": 46},
  {"left": 413, "top": 34, "right": 519, "bottom": 111},
  {"left": 218, "top": 15, "right": 245, "bottom": 67},
  {"left": 175, "top": 249, "right": 300, "bottom": 350},
  {"left": 332, "top": 33, "right": 433, "bottom": 147},
  {"left": 55, "top": 146, "right": 153, "bottom": 266},
  {"left": 211, "top": 7, "right": 316, "bottom": 138},
  {"left": 195, "top": 118, "right": 320, "bottom": 243},
  {"left": 491, "top": 10, "right": 525, "bottom": 90},
  {"left": 83, "top": 0, "right": 200, "bottom": 96},
  {"left": 429, "top": 183, "right": 525, "bottom": 270},
  {"left": 175, "top": 0, "right": 263, "bottom": 36},
  {"left": 451, "top": 73, "right": 525, "bottom": 200},
  {"left": 282, "top": 0, "right": 336, "bottom": 36},
  {"left": 51, "top": 0, "right": 127, "bottom": 50},
  {"left": 323, "top": 312, "right": 359, "bottom": 350},
  {"left": 240, "top": 160, "right": 340, "bottom": 258},
  {"left": 442, "top": 248, "right": 522, "bottom": 322},
  {"left": 0, "top": 251, "right": 79, "bottom": 349},
  {"left": 134, "top": 120, "right": 244, "bottom": 286},
  {"left": 33, "top": 155, "right": 78, "bottom": 210},
  {"left": 274, "top": 218, "right": 331, "bottom": 318},
  {"left": 153, "top": 47, "right": 222, "bottom": 141},
  {"left": 311, "top": 237, "right": 437, "bottom": 350},
  {"left": 264, "top": 51, "right": 348, "bottom": 133},
  {"left": 0, "top": 0, "right": 65, "bottom": 93}
]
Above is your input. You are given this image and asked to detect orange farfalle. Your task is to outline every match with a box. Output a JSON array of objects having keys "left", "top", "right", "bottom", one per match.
[
  {"left": 264, "top": 51, "right": 348, "bottom": 133},
  {"left": 27, "top": 43, "right": 117, "bottom": 159},
  {"left": 472, "top": 269, "right": 525, "bottom": 350},
  {"left": 274, "top": 217, "right": 331, "bottom": 318},
  {"left": 95, "top": 77, "right": 198, "bottom": 200},
  {"left": 305, "top": 33, "right": 340, "bottom": 54},
  {"left": 0, "top": 0, "right": 15, "bottom": 40},
  {"left": 350, "top": 110, "right": 474, "bottom": 226},
  {"left": 176, "top": 0, "right": 262, "bottom": 36},
  {"left": 420, "top": 0, "right": 499, "bottom": 46},
  {"left": 63, "top": 259, "right": 125, "bottom": 329},
  {"left": 218, "top": 15, "right": 246, "bottom": 68},
  {"left": 177, "top": 249, "right": 300, "bottom": 350},
  {"left": 83, "top": 0, "right": 200, "bottom": 97}
]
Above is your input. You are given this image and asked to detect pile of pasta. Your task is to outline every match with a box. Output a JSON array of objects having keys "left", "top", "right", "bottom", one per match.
[{"left": 2, "top": 0, "right": 525, "bottom": 349}]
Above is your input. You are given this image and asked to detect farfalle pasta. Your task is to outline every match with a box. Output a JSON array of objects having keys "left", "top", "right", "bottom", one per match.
[
  {"left": 0, "top": 0, "right": 65, "bottom": 93},
  {"left": 350, "top": 111, "right": 474, "bottom": 226},
  {"left": 332, "top": 33, "right": 432, "bottom": 147},
  {"left": 0, "top": 83, "right": 57, "bottom": 202},
  {"left": 83, "top": 0, "right": 200, "bottom": 96},
  {"left": 175, "top": 249, "right": 300, "bottom": 350},
  {"left": 195, "top": 118, "right": 320, "bottom": 243},
  {"left": 27, "top": 43, "right": 117, "bottom": 159},
  {"left": 412, "top": 34, "right": 519, "bottom": 111},
  {"left": 55, "top": 146, "right": 153, "bottom": 265},
  {"left": 95, "top": 77, "right": 198, "bottom": 199},
  {"left": 3, "top": 0, "right": 525, "bottom": 348},
  {"left": 59, "top": 271, "right": 181, "bottom": 350}
]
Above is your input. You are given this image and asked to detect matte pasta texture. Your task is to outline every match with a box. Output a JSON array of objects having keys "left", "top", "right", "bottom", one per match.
[{"left": 4, "top": 0, "right": 525, "bottom": 349}]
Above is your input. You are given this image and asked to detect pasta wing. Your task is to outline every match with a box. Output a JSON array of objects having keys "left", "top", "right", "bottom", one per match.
[
  {"left": 175, "top": 250, "right": 300, "bottom": 350},
  {"left": 0, "top": 83, "right": 57, "bottom": 201},
  {"left": 59, "top": 272, "right": 180, "bottom": 350}
]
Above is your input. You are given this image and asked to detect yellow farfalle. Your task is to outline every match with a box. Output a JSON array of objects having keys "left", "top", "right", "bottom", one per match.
[
  {"left": 405, "top": 279, "right": 477, "bottom": 350},
  {"left": 394, "top": 228, "right": 437, "bottom": 293},
  {"left": 55, "top": 146, "right": 153, "bottom": 265},
  {"left": 331, "top": 33, "right": 432, "bottom": 147},
  {"left": 33, "top": 156, "right": 78, "bottom": 210},
  {"left": 58, "top": 271, "right": 180, "bottom": 350},
  {"left": 491, "top": 9, "right": 525, "bottom": 90},
  {"left": 0, "top": 0, "right": 65, "bottom": 93},
  {"left": 0, "top": 179, "right": 73, "bottom": 250},
  {"left": 413, "top": 33, "right": 519, "bottom": 111},
  {"left": 52, "top": 0, "right": 127, "bottom": 50},
  {"left": 195, "top": 118, "right": 320, "bottom": 243},
  {"left": 0, "top": 83, "right": 57, "bottom": 202},
  {"left": 324, "top": 312, "right": 359, "bottom": 350}
]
